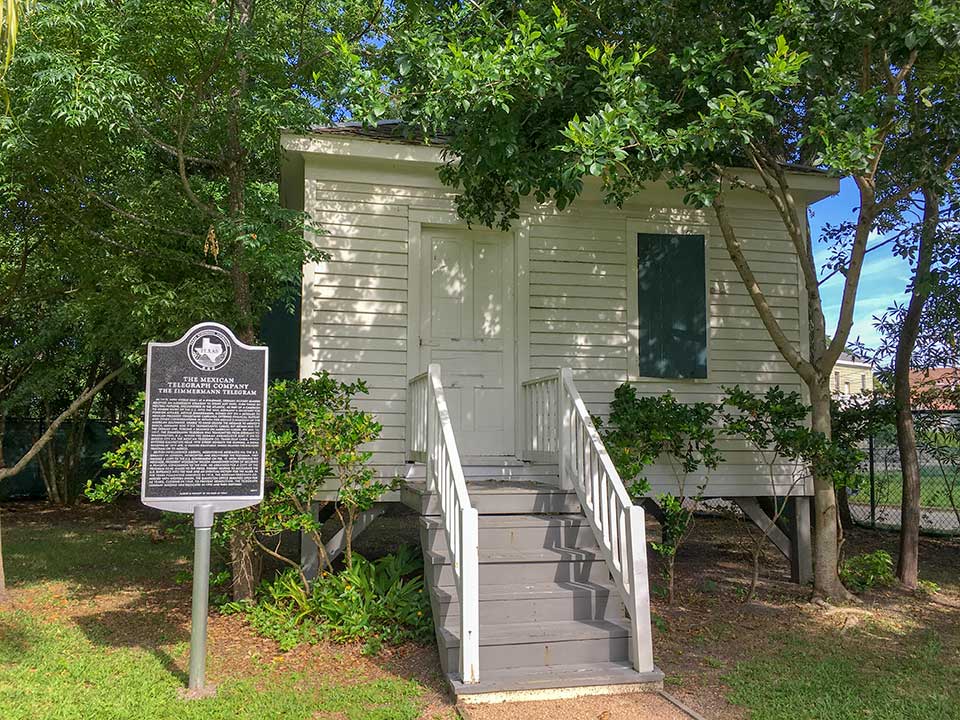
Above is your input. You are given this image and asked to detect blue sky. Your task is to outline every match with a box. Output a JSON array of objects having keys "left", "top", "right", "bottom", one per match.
[{"left": 808, "top": 177, "right": 911, "bottom": 352}]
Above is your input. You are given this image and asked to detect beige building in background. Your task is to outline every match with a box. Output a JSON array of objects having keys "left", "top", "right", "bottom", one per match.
[{"left": 833, "top": 352, "right": 874, "bottom": 396}]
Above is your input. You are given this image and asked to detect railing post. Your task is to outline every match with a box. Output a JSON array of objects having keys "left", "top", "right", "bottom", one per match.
[
  {"left": 426, "top": 364, "right": 439, "bottom": 492},
  {"left": 460, "top": 506, "right": 480, "bottom": 683},
  {"left": 406, "top": 380, "right": 414, "bottom": 463},
  {"left": 558, "top": 368, "right": 573, "bottom": 490},
  {"left": 518, "top": 382, "right": 526, "bottom": 463},
  {"left": 626, "top": 505, "right": 655, "bottom": 673}
]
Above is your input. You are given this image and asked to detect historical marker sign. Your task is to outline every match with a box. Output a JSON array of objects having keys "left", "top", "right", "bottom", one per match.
[
  {"left": 140, "top": 322, "right": 268, "bottom": 697},
  {"left": 142, "top": 322, "right": 268, "bottom": 513}
]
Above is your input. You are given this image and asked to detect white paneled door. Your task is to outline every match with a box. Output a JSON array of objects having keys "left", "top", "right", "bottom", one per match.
[{"left": 420, "top": 228, "right": 515, "bottom": 455}]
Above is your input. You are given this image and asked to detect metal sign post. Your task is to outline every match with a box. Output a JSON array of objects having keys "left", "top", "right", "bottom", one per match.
[
  {"left": 140, "top": 322, "right": 268, "bottom": 699},
  {"left": 188, "top": 504, "right": 215, "bottom": 692}
]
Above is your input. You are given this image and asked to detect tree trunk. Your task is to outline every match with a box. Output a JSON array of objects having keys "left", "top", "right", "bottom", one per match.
[
  {"left": 0, "top": 511, "right": 6, "bottom": 604},
  {"left": 747, "top": 545, "right": 761, "bottom": 603},
  {"left": 808, "top": 381, "right": 853, "bottom": 599},
  {"left": 223, "top": 0, "right": 259, "bottom": 599},
  {"left": 893, "top": 186, "right": 939, "bottom": 589},
  {"left": 837, "top": 484, "right": 853, "bottom": 531},
  {"left": 0, "top": 416, "right": 6, "bottom": 602},
  {"left": 666, "top": 558, "right": 675, "bottom": 605},
  {"left": 38, "top": 406, "right": 64, "bottom": 506},
  {"left": 230, "top": 530, "right": 258, "bottom": 601}
]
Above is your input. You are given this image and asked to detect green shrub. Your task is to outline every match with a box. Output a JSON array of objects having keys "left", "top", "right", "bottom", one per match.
[
  {"left": 88, "top": 372, "right": 393, "bottom": 597},
  {"left": 87, "top": 393, "right": 145, "bottom": 503},
  {"left": 600, "top": 385, "right": 722, "bottom": 605},
  {"left": 223, "top": 545, "right": 433, "bottom": 652},
  {"left": 840, "top": 550, "right": 894, "bottom": 592}
]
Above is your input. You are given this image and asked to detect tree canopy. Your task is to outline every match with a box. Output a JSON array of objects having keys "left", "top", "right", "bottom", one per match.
[
  {"left": 0, "top": 0, "right": 388, "bottom": 482},
  {"left": 343, "top": 0, "right": 960, "bottom": 596}
]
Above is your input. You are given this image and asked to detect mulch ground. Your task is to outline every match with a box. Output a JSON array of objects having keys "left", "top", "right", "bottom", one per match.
[{"left": 2, "top": 499, "right": 958, "bottom": 720}]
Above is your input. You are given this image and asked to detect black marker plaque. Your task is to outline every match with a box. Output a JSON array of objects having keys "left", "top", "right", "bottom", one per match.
[{"left": 141, "top": 322, "right": 268, "bottom": 512}]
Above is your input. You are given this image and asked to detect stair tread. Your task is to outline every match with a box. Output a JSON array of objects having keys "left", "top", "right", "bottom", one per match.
[
  {"left": 439, "top": 617, "right": 632, "bottom": 647},
  {"left": 423, "top": 546, "right": 602, "bottom": 565},
  {"left": 449, "top": 661, "right": 664, "bottom": 695},
  {"left": 421, "top": 514, "right": 590, "bottom": 529},
  {"left": 408, "top": 480, "right": 570, "bottom": 494},
  {"left": 432, "top": 580, "right": 617, "bottom": 603}
]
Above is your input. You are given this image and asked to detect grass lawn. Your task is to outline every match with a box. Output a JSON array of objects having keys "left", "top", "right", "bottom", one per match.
[
  {"left": 0, "top": 503, "right": 453, "bottom": 720},
  {"left": 724, "top": 632, "right": 959, "bottom": 720},
  {"left": 0, "top": 611, "right": 424, "bottom": 720},
  {"left": 2, "top": 501, "right": 958, "bottom": 720},
  {"left": 647, "top": 517, "right": 960, "bottom": 720}
]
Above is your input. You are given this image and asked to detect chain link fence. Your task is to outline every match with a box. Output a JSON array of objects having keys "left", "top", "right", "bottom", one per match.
[
  {"left": 847, "top": 414, "right": 960, "bottom": 535},
  {"left": 1, "top": 418, "right": 113, "bottom": 501}
]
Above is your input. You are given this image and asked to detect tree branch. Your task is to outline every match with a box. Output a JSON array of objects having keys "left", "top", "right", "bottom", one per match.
[
  {"left": 823, "top": 189, "right": 874, "bottom": 370},
  {"left": 83, "top": 188, "right": 204, "bottom": 240},
  {"left": 0, "top": 236, "right": 41, "bottom": 312},
  {"left": 714, "top": 196, "right": 817, "bottom": 384},
  {"left": 129, "top": 116, "right": 219, "bottom": 167},
  {"left": 254, "top": 536, "right": 310, "bottom": 592},
  {"left": 59, "top": 211, "right": 228, "bottom": 276},
  {"left": 0, "top": 367, "right": 124, "bottom": 482}
]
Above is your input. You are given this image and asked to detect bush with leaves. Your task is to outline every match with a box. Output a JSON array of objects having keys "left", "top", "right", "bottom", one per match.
[
  {"left": 223, "top": 545, "right": 433, "bottom": 653},
  {"left": 88, "top": 371, "right": 392, "bottom": 591},
  {"left": 600, "top": 385, "right": 723, "bottom": 604},
  {"left": 251, "top": 371, "right": 394, "bottom": 583},
  {"left": 86, "top": 394, "right": 145, "bottom": 503},
  {"left": 840, "top": 550, "right": 895, "bottom": 592},
  {"left": 720, "top": 385, "right": 831, "bottom": 599}
]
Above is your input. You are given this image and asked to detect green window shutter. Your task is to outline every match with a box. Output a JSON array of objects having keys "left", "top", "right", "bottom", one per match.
[{"left": 637, "top": 233, "right": 707, "bottom": 379}]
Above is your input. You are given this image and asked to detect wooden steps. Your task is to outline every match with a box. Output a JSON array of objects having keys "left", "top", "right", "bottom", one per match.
[{"left": 403, "top": 461, "right": 664, "bottom": 698}]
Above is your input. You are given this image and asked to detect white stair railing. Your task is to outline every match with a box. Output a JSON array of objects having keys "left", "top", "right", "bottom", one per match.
[
  {"left": 407, "top": 371, "right": 429, "bottom": 462},
  {"left": 525, "top": 368, "right": 656, "bottom": 674},
  {"left": 408, "top": 364, "right": 480, "bottom": 683},
  {"left": 520, "top": 373, "right": 559, "bottom": 461}
]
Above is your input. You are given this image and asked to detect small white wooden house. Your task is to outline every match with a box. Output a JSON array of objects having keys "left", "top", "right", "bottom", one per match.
[{"left": 280, "top": 123, "right": 838, "bottom": 699}]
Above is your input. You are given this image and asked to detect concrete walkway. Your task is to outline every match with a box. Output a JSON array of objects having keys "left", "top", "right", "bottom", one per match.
[{"left": 458, "top": 691, "right": 703, "bottom": 720}]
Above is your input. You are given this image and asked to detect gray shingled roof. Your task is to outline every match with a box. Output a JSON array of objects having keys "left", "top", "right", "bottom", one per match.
[{"left": 303, "top": 121, "right": 827, "bottom": 174}]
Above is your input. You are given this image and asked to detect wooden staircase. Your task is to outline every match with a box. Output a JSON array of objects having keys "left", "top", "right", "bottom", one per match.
[{"left": 402, "top": 459, "right": 664, "bottom": 699}]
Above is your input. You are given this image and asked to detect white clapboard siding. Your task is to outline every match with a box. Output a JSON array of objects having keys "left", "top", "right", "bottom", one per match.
[
  {"left": 293, "top": 138, "right": 824, "bottom": 498},
  {"left": 525, "top": 203, "right": 807, "bottom": 496}
]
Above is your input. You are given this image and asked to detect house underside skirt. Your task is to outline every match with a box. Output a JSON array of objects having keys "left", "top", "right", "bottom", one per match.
[{"left": 642, "top": 495, "right": 812, "bottom": 586}]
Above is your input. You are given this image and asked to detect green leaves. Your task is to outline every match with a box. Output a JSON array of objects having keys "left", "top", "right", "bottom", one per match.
[
  {"left": 602, "top": 384, "right": 723, "bottom": 494},
  {"left": 840, "top": 549, "right": 894, "bottom": 592},
  {"left": 234, "top": 548, "right": 433, "bottom": 652},
  {"left": 86, "top": 393, "right": 145, "bottom": 503},
  {"left": 257, "top": 372, "right": 384, "bottom": 543}
]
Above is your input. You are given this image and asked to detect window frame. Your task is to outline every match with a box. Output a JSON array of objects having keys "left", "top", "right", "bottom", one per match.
[{"left": 626, "top": 217, "right": 712, "bottom": 383}]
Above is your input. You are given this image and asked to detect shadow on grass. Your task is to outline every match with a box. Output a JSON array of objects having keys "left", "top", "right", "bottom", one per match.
[
  {"left": 0, "top": 615, "right": 33, "bottom": 661},
  {"left": 71, "top": 585, "right": 192, "bottom": 685},
  {"left": 4, "top": 518, "right": 193, "bottom": 599}
]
